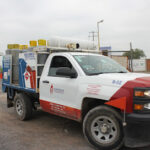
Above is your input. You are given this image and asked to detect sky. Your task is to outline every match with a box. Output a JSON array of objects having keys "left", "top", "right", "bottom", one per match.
[{"left": 0, "top": 0, "right": 150, "bottom": 57}]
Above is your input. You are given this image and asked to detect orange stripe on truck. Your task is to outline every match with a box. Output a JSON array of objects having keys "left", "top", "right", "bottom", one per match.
[{"left": 40, "top": 99, "right": 81, "bottom": 121}]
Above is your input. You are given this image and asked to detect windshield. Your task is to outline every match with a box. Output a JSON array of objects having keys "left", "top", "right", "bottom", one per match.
[{"left": 73, "top": 55, "right": 128, "bottom": 75}]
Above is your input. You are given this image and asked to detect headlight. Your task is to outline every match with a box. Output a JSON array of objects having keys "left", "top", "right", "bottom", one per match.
[
  {"left": 144, "top": 90, "right": 150, "bottom": 97},
  {"left": 144, "top": 103, "right": 150, "bottom": 109},
  {"left": 134, "top": 103, "right": 150, "bottom": 110},
  {"left": 134, "top": 90, "right": 150, "bottom": 97}
]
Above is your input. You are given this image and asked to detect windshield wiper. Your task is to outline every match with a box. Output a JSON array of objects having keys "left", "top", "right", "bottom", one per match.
[
  {"left": 88, "top": 71, "right": 127, "bottom": 75},
  {"left": 88, "top": 72, "right": 104, "bottom": 76},
  {"left": 118, "top": 71, "right": 127, "bottom": 73}
]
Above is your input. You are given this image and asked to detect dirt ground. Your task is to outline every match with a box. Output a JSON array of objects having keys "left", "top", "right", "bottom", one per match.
[{"left": 0, "top": 80, "right": 149, "bottom": 150}]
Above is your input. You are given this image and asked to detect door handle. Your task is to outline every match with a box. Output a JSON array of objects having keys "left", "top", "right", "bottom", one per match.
[{"left": 42, "top": 80, "right": 49, "bottom": 84}]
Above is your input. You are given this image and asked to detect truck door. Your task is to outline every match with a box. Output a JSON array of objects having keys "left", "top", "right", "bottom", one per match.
[{"left": 40, "top": 55, "right": 80, "bottom": 120}]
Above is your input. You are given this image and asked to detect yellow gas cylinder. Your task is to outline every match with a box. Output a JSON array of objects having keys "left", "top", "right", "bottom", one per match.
[
  {"left": 22, "top": 45, "right": 28, "bottom": 49},
  {"left": 30, "top": 40, "right": 37, "bottom": 47},
  {"left": 19, "top": 45, "right": 23, "bottom": 50},
  {"left": 7, "top": 44, "right": 14, "bottom": 49},
  {"left": 38, "top": 39, "right": 46, "bottom": 46},
  {"left": 13, "top": 44, "right": 20, "bottom": 49}
]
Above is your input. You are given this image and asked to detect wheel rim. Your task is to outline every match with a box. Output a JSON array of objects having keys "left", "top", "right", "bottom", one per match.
[
  {"left": 91, "top": 116, "right": 118, "bottom": 144},
  {"left": 16, "top": 99, "right": 23, "bottom": 116}
]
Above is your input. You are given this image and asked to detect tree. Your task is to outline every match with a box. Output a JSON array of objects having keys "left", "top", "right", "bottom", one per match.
[{"left": 123, "top": 48, "right": 146, "bottom": 59}]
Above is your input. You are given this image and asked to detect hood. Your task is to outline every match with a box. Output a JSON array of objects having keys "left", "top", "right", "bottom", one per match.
[
  {"left": 82, "top": 72, "right": 150, "bottom": 113},
  {"left": 96, "top": 72, "right": 150, "bottom": 87}
]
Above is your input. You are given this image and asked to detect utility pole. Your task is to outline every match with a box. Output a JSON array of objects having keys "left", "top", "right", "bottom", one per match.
[
  {"left": 130, "top": 42, "right": 133, "bottom": 72},
  {"left": 97, "top": 20, "right": 104, "bottom": 52},
  {"left": 88, "top": 31, "right": 98, "bottom": 48},
  {"left": 88, "top": 31, "right": 97, "bottom": 42}
]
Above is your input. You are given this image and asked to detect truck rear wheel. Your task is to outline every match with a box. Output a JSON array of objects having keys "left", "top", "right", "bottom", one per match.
[
  {"left": 14, "top": 93, "right": 32, "bottom": 121},
  {"left": 83, "top": 105, "right": 124, "bottom": 150}
]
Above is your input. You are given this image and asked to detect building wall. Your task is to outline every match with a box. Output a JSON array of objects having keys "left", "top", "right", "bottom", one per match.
[{"left": 111, "top": 55, "right": 128, "bottom": 69}]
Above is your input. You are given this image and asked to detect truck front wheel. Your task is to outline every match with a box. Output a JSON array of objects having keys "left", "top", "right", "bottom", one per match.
[
  {"left": 83, "top": 105, "right": 124, "bottom": 150},
  {"left": 14, "top": 93, "right": 32, "bottom": 121}
]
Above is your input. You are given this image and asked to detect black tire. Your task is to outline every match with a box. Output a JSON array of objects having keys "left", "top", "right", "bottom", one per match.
[
  {"left": 83, "top": 105, "right": 124, "bottom": 150},
  {"left": 14, "top": 93, "right": 32, "bottom": 121}
]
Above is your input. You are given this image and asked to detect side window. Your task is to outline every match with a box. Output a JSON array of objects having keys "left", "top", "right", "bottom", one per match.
[{"left": 48, "top": 56, "right": 74, "bottom": 76}]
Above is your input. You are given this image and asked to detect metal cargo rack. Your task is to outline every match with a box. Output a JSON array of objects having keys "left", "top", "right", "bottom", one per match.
[{"left": 35, "top": 51, "right": 49, "bottom": 93}]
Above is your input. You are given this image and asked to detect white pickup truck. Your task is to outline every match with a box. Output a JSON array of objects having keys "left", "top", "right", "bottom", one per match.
[{"left": 2, "top": 49, "right": 150, "bottom": 150}]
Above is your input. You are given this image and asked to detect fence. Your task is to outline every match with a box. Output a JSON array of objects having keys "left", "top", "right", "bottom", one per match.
[{"left": 132, "top": 59, "right": 146, "bottom": 72}]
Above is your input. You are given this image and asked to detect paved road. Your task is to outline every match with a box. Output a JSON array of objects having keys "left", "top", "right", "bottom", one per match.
[{"left": 0, "top": 80, "right": 149, "bottom": 150}]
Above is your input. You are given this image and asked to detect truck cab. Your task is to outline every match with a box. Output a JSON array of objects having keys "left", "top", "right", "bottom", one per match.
[{"left": 40, "top": 52, "right": 129, "bottom": 121}]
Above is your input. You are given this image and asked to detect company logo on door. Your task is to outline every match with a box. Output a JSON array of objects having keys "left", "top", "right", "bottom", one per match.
[
  {"left": 50, "top": 85, "right": 54, "bottom": 94},
  {"left": 50, "top": 84, "right": 64, "bottom": 94}
]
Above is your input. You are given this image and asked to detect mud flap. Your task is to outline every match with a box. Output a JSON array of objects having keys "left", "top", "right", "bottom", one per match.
[
  {"left": 7, "top": 98, "right": 13, "bottom": 108},
  {"left": 7, "top": 88, "right": 14, "bottom": 108},
  {"left": 124, "top": 122, "right": 150, "bottom": 148}
]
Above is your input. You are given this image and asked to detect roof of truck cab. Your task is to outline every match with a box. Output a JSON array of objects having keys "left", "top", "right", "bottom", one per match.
[{"left": 62, "top": 52, "right": 103, "bottom": 56}]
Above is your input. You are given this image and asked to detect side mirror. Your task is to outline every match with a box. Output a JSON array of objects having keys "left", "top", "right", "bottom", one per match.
[{"left": 56, "top": 67, "right": 77, "bottom": 78}]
